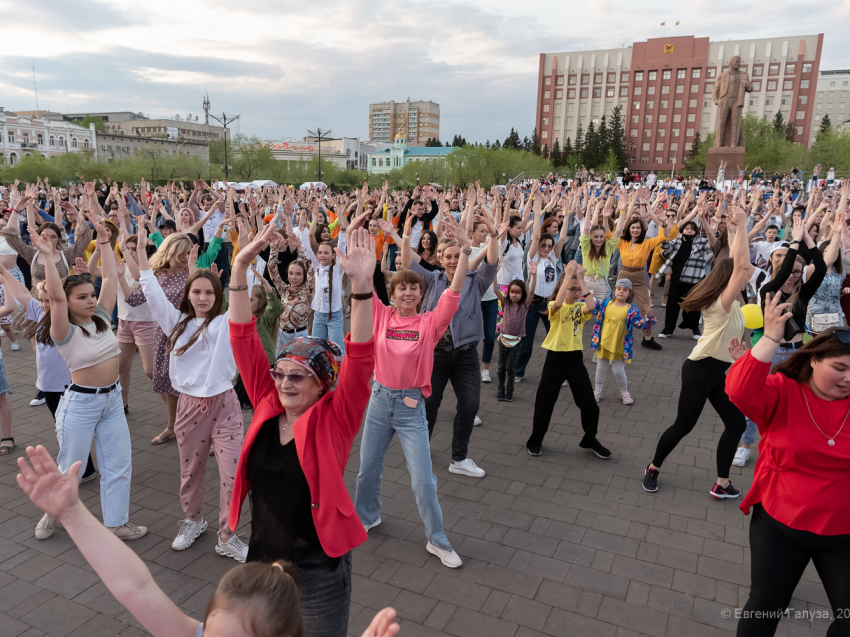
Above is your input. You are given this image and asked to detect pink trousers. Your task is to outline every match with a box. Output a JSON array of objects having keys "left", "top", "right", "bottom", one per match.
[{"left": 175, "top": 389, "right": 244, "bottom": 533}]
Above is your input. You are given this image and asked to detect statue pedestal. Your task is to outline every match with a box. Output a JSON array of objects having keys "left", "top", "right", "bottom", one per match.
[{"left": 706, "top": 147, "right": 745, "bottom": 183}]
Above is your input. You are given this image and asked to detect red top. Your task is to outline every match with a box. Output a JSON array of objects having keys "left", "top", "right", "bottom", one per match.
[
  {"left": 227, "top": 318, "right": 375, "bottom": 557},
  {"left": 726, "top": 352, "right": 850, "bottom": 536}
]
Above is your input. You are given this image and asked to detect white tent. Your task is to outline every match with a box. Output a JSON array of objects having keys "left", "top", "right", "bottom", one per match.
[{"left": 299, "top": 181, "right": 328, "bottom": 190}]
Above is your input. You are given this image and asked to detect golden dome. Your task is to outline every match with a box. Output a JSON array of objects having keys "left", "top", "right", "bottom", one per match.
[{"left": 395, "top": 131, "right": 405, "bottom": 139}]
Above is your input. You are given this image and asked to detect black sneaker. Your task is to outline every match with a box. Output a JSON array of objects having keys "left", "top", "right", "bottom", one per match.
[
  {"left": 641, "top": 338, "right": 662, "bottom": 351},
  {"left": 579, "top": 439, "right": 612, "bottom": 459},
  {"left": 504, "top": 392, "right": 513, "bottom": 402},
  {"left": 643, "top": 465, "right": 659, "bottom": 492},
  {"left": 496, "top": 389, "right": 505, "bottom": 401},
  {"left": 709, "top": 482, "right": 741, "bottom": 499},
  {"left": 527, "top": 445, "right": 541, "bottom": 457}
]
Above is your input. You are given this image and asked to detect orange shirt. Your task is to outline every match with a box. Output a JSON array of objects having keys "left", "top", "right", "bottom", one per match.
[
  {"left": 373, "top": 233, "right": 386, "bottom": 261},
  {"left": 617, "top": 229, "right": 668, "bottom": 268}
]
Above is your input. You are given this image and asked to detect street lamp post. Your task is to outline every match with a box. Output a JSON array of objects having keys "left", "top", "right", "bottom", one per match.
[
  {"left": 306, "top": 128, "right": 332, "bottom": 183},
  {"left": 210, "top": 112, "right": 240, "bottom": 181}
]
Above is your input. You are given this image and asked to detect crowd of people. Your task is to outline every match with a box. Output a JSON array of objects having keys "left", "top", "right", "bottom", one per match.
[{"left": 1, "top": 173, "right": 849, "bottom": 636}]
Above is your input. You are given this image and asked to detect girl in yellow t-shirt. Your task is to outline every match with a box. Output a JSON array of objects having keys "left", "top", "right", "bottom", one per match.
[
  {"left": 527, "top": 261, "right": 611, "bottom": 460},
  {"left": 589, "top": 279, "right": 656, "bottom": 405}
]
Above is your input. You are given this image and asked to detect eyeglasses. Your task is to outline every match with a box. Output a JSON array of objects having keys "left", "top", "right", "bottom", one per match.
[
  {"left": 269, "top": 369, "right": 311, "bottom": 384},
  {"left": 790, "top": 270, "right": 804, "bottom": 277},
  {"left": 567, "top": 287, "right": 583, "bottom": 294}
]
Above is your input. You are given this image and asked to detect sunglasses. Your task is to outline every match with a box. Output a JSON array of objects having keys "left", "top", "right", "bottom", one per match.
[
  {"left": 66, "top": 273, "right": 94, "bottom": 282},
  {"left": 831, "top": 327, "right": 850, "bottom": 344},
  {"left": 269, "top": 369, "right": 311, "bottom": 384}
]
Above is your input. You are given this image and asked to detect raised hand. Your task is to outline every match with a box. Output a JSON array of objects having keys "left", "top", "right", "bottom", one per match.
[
  {"left": 234, "top": 223, "right": 276, "bottom": 270},
  {"left": 17, "top": 446, "right": 82, "bottom": 522},
  {"left": 727, "top": 337, "right": 749, "bottom": 361},
  {"left": 762, "top": 293, "right": 792, "bottom": 343},
  {"left": 72, "top": 257, "right": 90, "bottom": 275},
  {"left": 336, "top": 227, "right": 375, "bottom": 281}
]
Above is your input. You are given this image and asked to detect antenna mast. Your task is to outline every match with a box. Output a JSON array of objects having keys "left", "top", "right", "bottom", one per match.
[
  {"left": 32, "top": 61, "right": 39, "bottom": 115},
  {"left": 203, "top": 93, "right": 210, "bottom": 125}
]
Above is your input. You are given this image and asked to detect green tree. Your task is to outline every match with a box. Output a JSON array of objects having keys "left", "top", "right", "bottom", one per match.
[
  {"left": 574, "top": 123, "right": 584, "bottom": 158},
  {"left": 784, "top": 119, "right": 797, "bottom": 143},
  {"left": 549, "top": 140, "right": 562, "bottom": 167},
  {"left": 522, "top": 136, "right": 531, "bottom": 152},
  {"left": 600, "top": 148, "right": 619, "bottom": 174},
  {"left": 71, "top": 115, "right": 107, "bottom": 132},
  {"left": 584, "top": 121, "right": 599, "bottom": 169},
  {"left": 484, "top": 140, "right": 491, "bottom": 149},
  {"left": 540, "top": 144, "right": 549, "bottom": 159},
  {"left": 424, "top": 137, "right": 442, "bottom": 147},
  {"left": 683, "top": 131, "right": 702, "bottom": 171},
  {"left": 771, "top": 112, "right": 786, "bottom": 135},
  {"left": 597, "top": 116, "right": 610, "bottom": 163},
  {"left": 451, "top": 134, "right": 468, "bottom": 147},
  {"left": 563, "top": 137, "right": 573, "bottom": 159},
  {"left": 608, "top": 106, "right": 628, "bottom": 169},
  {"left": 530, "top": 128, "right": 541, "bottom": 156},
  {"left": 492, "top": 139, "right": 502, "bottom": 150},
  {"left": 503, "top": 128, "right": 522, "bottom": 150},
  {"left": 817, "top": 114, "right": 832, "bottom": 143}
]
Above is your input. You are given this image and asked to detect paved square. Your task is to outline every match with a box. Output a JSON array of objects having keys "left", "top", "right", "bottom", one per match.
[{"left": 0, "top": 323, "right": 831, "bottom": 636}]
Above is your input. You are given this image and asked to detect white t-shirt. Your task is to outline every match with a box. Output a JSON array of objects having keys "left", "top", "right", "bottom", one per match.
[
  {"left": 527, "top": 252, "right": 558, "bottom": 298},
  {"left": 497, "top": 240, "right": 525, "bottom": 286},
  {"left": 201, "top": 207, "right": 224, "bottom": 243},
  {"left": 25, "top": 300, "right": 72, "bottom": 392},
  {"left": 118, "top": 270, "right": 154, "bottom": 322}
]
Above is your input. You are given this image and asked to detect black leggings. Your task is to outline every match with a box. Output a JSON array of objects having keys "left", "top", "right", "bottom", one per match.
[
  {"left": 662, "top": 279, "right": 700, "bottom": 334},
  {"left": 528, "top": 350, "right": 599, "bottom": 450},
  {"left": 44, "top": 391, "right": 96, "bottom": 478},
  {"left": 651, "top": 356, "right": 746, "bottom": 479},
  {"left": 738, "top": 504, "right": 850, "bottom": 636}
]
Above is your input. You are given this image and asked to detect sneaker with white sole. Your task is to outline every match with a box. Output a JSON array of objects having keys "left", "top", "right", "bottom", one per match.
[
  {"left": 481, "top": 370, "right": 491, "bottom": 383},
  {"left": 10, "top": 342, "right": 19, "bottom": 351},
  {"left": 657, "top": 332, "right": 671, "bottom": 339},
  {"left": 426, "top": 542, "right": 462, "bottom": 568},
  {"left": 30, "top": 391, "right": 46, "bottom": 406},
  {"left": 216, "top": 533, "right": 248, "bottom": 562},
  {"left": 172, "top": 517, "right": 208, "bottom": 550},
  {"left": 620, "top": 391, "right": 634, "bottom": 405},
  {"left": 35, "top": 513, "right": 57, "bottom": 540},
  {"left": 449, "top": 458, "right": 485, "bottom": 478},
  {"left": 473, "top": 415, "right": 482, "bottom": 427},
  {"left": 363, "top": 517, "right": 382, "bottom": 532},
  {"left": 732, "top": 447, "right": 751, "bottom": 467},
  {"left": 111, "top": 522, "right": 148, "bottom": 541},
  {"left": 79, "top": 470, "right": 98, "bottom": 485}
]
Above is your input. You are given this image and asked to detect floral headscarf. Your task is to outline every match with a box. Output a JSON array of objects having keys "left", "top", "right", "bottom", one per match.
[{"left": 275, "top": 337, "right": 342, "bottom": 394}]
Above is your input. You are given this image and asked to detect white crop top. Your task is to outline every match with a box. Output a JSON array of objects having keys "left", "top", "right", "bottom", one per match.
[
  {"left": 55, "top": 306, "right": 120, "bottom": 372},
  {"left": 0, "top": 236, "right": 18, "bottom": 257}
]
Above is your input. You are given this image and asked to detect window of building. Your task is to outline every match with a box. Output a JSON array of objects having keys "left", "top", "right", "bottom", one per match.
[
  {"left": 674, "top": 99, "right": 683, "bottom": 108},
  {"left": 581, "top": 75, "right": 589, "bottom": 84},
  {"left": 633, "top": 101, "right": 640, "bottom": 110},
  {"left": 781, "top": 96, "right": 790, "bottom": 106},
  {"left": 594, "top": 73, "right": 602, "bottom": 83},
  {"left": 783, "top": 80, "right": 793, "bottom": 90},
  {"left": 687, "top": 113, "right": 696, "bottom": 122},
  {"left": 688, "top": 99, "right": 697, "bottom": 108},
  {"left": 635, "top": 71, "right": 644, "bottom": 81},
  {"left": 660, "top": 100, "right": 668, "bottom": 109},
  {"left": 543, "top": 104, "right": 550, "bottom": 112},
  {"left": 557, "top": 76, "right": 564, "bottom": 85},
  {"left": 658, "top": 129, "right": 666, "bottom": 137},
  {"left": 656, "top": 142, "right": 665, "bottom": 151},
  {"left": 541, "top": 130, "right": 548, "bottom": 139},
  {"left": 659, "top": 114, "right": 667, "bottom": 123},
  {"left": 49, "top": 136, "right": 54, "bottom": 147},
  {"left": 753, "top": 81, "right": 761, "bottom": 91},
  {"left": 606, "top": 73, "right": 615, "bottom": 83},
  {"left": 371, "top": 158, "right": 376, "bottom": 166},
  {"left": 644, "top": 129, "right": 651, "bottom": 137},
  {"left": 801, "top": 80, "right": 810, "bottom": 88},
  {"left": 556, "top": 90, "right": 563, "bottom": 98},
  {"left": 649, "top": 71, "right": 657, "bottom": 80},
  {"left": 662, "top": 70, "right": 671, "bottom": 80},
  {"left": 620, "top": 87, "right": 628, "bottom": 97},
  {"left": 705, "top": 83, "right": 714, "bottom": 94},
  {"left": 621, "top": 72, "right": 629, "bottom": 82},
  {"left": 631, "top": 115, "right": 639, "bottom": 123},
  {"left": 690, "top": 84, "right": 699, "bottom": 94},
  {"left": 647, "top": 86, "right": 656, "bottom": 96},
  {"left": 581, "top": 88, "right": 588, "bottom": 98},
  {"left": 673, "top": 113, "right": 681, "bottom": 122},
  {"left": 569, "top": 75, "right": 576, "bottom": 85},
  {"left": 606, "top": 87, "right": 615, "bottom": 97},
  {"left": 544, "top": 90, "right": 550, "bottom": 98},
  {"left": 659, "top": 85, "right": 667, "bottom": 95},
  {"left": 629, "top": 142, "right": 637, "bottom": 151},
  {"left": 672, "top": 128, "right": 680, "bottom": 137},
  {"left": 707, "top": 68, "right": 716, "bottom": 78},
  {"left": 767, "top": 80, "right": 777, "bottom": 91},
  {"left": 671, "top": 142, "right": 679, "bottom": 151},
  {"left": 796, "top": 110, "right": 806, "bottom": 120},
  {"left": 642, "top": 142, "right": 650, "bottom": 151},
  {"left": 692, "top": 68, "right": 701, "bottom": 78},
  {"left": 769, "top": 64, "right": 779, "bottom": 75},
  {"left": 542, "top": 117, "right": 549, "bottom": 125},
  {"left": 593, "top": 88, "right": 601, "bottom": 98},
  {"left": 647, "top": 100, "right": 654, "bottom": 109},
  {"left": 701, "top": 113, "right": 710, "bottom": 123},
  {"left": 630, "top": 129, "right": 638, "bottom": 137},
  {"left": 634, "top": 86, "right": 642, "bottom": 95},
  {"left": 645, "top": 114, "right": 653, "bottom": 123},
  {"left": 545, "top": 77, "right": 551, "bottom": 85},
  {"left": 592, "top": 102, "right": 600, "bottom": 113},
  {"left": 676, "top": 84, "right": 684, "bottom": 94},
  {"left": 677, "top": 69, "right": 686, "bottom": 79},
  {"left": 830, "top": 81, "right": 836, "bottom": 88},
  {"left": 686, "top": 128, "right": 694, "bottom": 136},
  {"left": 22, "top": 133, "right": 29, "bottom": 145},
  {"left": 568, "top": 89, "right": 576, "bottom": 98},
  {"left": 704, "top": 99, "right": 711, "bottom": 108},
  {"left": 841, "top": 102, "right": 847, "bottom": 109},
  {"left": 817, "top": 103, "right": 822, "bottom": 110},
  {"left": 801, "top": 63, "right": 812, "bottom": 73},
  {"left": 785, "top": 64, "right": 795, "bottom": 75}
]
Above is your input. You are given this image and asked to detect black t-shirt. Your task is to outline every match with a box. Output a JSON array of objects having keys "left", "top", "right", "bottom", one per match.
[{"left": 246, "top": 417, "right": 320, "bottom": 563}]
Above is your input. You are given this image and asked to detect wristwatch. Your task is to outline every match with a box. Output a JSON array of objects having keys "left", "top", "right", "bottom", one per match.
[{"left": 461, "top": 247, "right": 472, "bottom": 255}]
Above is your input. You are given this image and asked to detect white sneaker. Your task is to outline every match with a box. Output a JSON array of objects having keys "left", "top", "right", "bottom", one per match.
[
  {"left": 473, "top": 414, "right": 482, "bottom": 427},
  {"left": 29, "top": 397, "right": 46, "bottom": 407},
  {"left": 172, "top": 517, "right": 208, "bottom": 550},
  {"left": 35, "top": 513, "right": 57, "bottom": 540},
  {"left": 426, "top": 542, "right": 462, "bottom": 568},
  {"left": 363, "top": 517, "right": 382, "bottom": 532},
  {"left": 449, "top": 458, "right": 485, "bottom": 478},
  {"left": 10, "top": 342, "right": 19, "bottom": 351},
  {"left": 657, "top": 332, "right": 671, "bottom": 339},
  {"left": 216, "top": 533, "right": 248, "bottom": 562},
  {"left": 732, "top": 447, "right": 751, "bottom": 467},
  {"left": 481, "top": 370, "right": 491, "bottom": 383},
  {"left": 514, "top": 376, "right": 522, "bottom": 383}
]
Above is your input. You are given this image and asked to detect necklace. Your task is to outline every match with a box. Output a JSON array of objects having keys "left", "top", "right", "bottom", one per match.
[{"left": 802, "top": 388, "right": 850, "bottom": 446}]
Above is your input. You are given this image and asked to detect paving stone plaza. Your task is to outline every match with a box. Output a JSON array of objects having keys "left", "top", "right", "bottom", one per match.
[{"left": 0, "top": 328, "right": 832, "bottom": 637}]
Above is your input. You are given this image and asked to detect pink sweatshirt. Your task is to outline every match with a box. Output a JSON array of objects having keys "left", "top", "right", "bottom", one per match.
[{"left": 372, "top": 290, "right": 460, "bottom": 397}]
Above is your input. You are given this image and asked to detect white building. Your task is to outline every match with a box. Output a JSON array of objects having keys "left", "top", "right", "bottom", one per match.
[
  {"left": 265, "top": 137, "right": 390, "bottom": 171},
  {"left": 813, "top": 70, "right": 850, "bottom": 142},
  {"left": 1, "top": 109, "right": 95, "bottom": 165}
]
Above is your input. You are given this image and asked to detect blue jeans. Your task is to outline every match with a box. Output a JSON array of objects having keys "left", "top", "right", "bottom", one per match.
[
  {"left": 312, "top": 310, "right": 345, "bottom": 356},
  {"left": 276, "top": 326, "right": 308, "bottom": 354},
  {"left": 55, "top": 383, "right": 132, "bottom": 527},
  {"left": 515, "top": 300, "right": 551, "bottom": 378},
  {"left": 292, "top": 547, "right": 352, "bottom": 637},
  {"left": 480, "top": 299, "right": 498, "bottom": 364},
  {"left": 355, "top": 383, "right": 451, "bottom": 551}
]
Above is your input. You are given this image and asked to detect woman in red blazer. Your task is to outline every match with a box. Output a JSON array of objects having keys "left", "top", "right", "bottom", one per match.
[
  {"left": 227, "top": 224, "right": 377, "bottom": 637},
  {"left": 726, "top": 292, "right": 850, "bottom": 637}
]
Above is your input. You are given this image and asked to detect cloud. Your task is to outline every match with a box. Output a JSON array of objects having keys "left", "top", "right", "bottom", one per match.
[{"left": 1, "top": 0, "right": 846, "bottom": 146}]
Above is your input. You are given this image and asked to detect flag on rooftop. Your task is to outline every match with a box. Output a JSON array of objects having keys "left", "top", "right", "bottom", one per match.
[
  {"left": 660, "top": 21, "right": 666, "bottom": 26},
  {"left": 676, "top": 21, "right": 680, "bottom": 25}
]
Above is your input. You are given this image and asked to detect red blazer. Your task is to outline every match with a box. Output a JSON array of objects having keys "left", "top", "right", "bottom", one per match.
[
  {"left": 227, "top": 318, "right": 374, "bottom": 558},
  {"left": 727, "top": 351, "right": 850, "bottom": 536}
]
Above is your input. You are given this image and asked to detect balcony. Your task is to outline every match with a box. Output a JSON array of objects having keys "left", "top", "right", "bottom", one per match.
[{"left": 22, "top": 141, "right": 39, "bottom": 149}]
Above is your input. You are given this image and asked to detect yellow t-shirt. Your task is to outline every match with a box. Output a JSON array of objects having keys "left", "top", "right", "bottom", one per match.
[
  {"left": 542, "top": 301, "right": 592, "bottom": 352},
  {"left": 597, "top": 302, "right": 629, "bottom": 361},
  {"left": 689, "top": 297, "right": 745, "bottom": 363}
]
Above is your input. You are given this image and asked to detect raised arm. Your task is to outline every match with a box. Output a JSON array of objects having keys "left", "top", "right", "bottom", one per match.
[{"left": 719, "top": 206, "right": 751, "bottom": 313}]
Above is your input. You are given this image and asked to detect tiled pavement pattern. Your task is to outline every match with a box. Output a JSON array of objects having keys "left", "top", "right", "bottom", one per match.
[{"left": 0, "top": 322, "right": 832, "bottom": 637}]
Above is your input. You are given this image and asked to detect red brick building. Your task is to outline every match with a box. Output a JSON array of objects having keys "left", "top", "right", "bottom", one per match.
[{"left": 535, "top": 34, "right": 824, "bottom": 172}]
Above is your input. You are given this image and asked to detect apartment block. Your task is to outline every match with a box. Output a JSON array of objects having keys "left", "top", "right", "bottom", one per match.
[
  {"left": 369, "top": 99, "right": 440, "bottom": 147},
  {"left": 814, "top": 69, "right": 850, "bottom": 142},
  {"left": 536, "top": 33, "right": 824, "bottom": 171}
]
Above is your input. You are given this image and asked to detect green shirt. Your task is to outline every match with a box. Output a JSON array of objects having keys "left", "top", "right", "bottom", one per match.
[
  {"left": 580, "top": 233, "right": 620, "bottom": 278},
  {"left": 256, "top": 291, "right": 283, "bottom": 365}
]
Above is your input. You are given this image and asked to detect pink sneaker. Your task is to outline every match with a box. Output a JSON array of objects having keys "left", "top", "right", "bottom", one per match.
[
  {"left": 620, "top": 391, "right": 634, "bottom": 405},
  {"left": 594, "top": 390, "right": 603, "bottom": 403}
]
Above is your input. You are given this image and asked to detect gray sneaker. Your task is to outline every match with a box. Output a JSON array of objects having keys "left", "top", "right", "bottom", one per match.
[
  {"left": 112, "top": 522, "right": 148, "bottom": 541},
  {"left": 216, "top": 533, "right": 248, "bottom": 563},
  {"left": 35, "top": 513, "right": 57, "bottom": 540}
]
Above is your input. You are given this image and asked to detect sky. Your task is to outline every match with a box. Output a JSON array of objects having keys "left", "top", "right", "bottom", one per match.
[{"left": 1, "top": 0, "right": 848, "bottom": 145}]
